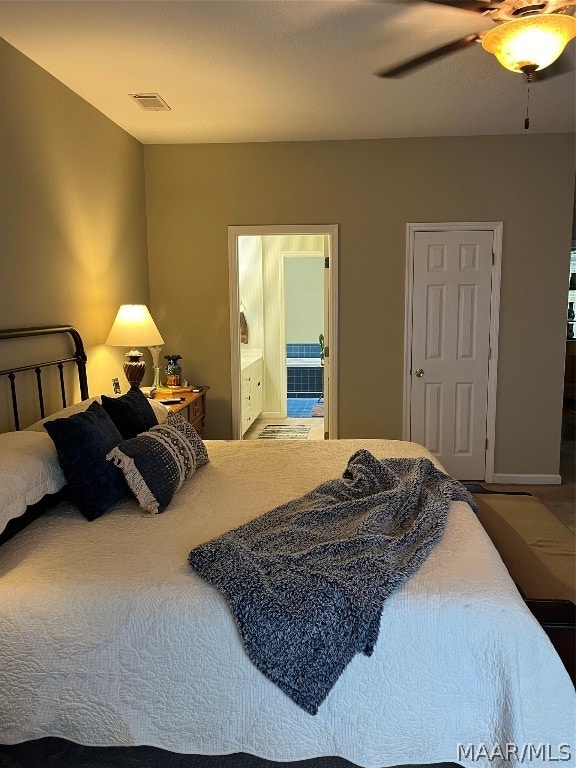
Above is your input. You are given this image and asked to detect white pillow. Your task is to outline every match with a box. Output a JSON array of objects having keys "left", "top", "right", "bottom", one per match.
[
  {"left": 25, "top": 395, "right": 170, "bottom": 432},
  {"left": 0, "top": 431, "right": 66, "bottom": 535},
  {"left": 24, "top": 397, "right": 101, "bottom": 432},
  {"left": 148, "top": 398, "right": 170, "bottom": 424}
]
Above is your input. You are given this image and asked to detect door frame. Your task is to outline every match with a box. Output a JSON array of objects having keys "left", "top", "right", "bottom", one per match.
[
  {"left": 403, "top": 222, "right": 503, "bottom": 482},
  {"left": 281, "top": 250, "right": 325, "bottom": 415},
  {"left": 228, "top": 224, "right": 339, "bottom": 440}
]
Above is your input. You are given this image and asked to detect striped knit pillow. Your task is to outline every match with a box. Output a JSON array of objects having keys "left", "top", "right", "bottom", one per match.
[{"left": 107, "top": 412, "right": 208, "bottom": 514}]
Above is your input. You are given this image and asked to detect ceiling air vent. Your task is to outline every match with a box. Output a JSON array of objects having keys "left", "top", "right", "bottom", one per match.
[{"left": 129, "top": 93, "right": 171, "bottom": 111}]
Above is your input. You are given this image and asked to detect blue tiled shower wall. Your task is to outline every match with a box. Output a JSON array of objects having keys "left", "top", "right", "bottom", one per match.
[
  {"left": 286, "top": 343, "right": 322, "bottom": 359},
  {"left": 287, "top": 343, "right": 323, "bottom": 399}
]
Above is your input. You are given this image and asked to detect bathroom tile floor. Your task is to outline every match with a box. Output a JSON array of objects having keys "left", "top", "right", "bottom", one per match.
[
  {"left": 243, "top": 399, "right": 325, "bottom": 440},
  {"left": 287, "top": 398, "right": 322, "bottom": 418}
]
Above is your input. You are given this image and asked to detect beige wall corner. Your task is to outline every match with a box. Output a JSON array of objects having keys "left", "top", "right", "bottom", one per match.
[
  {"left": 0, "top": 37, "right": 150, "bottom": 414},
  {"left": 144, "top": 135, "right": 574, "bottom": 477}
]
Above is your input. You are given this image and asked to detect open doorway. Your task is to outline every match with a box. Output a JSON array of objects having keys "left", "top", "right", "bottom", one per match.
[
  {"left": 228, "top": 225, "right": 338, "bottom": 441},
  {"left": 284, "top": 253, "right": 324, "bottom": 420}
]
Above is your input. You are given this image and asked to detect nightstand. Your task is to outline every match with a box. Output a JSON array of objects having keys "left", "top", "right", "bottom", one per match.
[{"left": 154, "top": 387, "right": 209, "bottom": 436}]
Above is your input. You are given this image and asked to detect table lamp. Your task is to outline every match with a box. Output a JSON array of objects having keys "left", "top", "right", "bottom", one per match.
[{"left": 106, "top": 304, "right": 164, "bottom": 388}]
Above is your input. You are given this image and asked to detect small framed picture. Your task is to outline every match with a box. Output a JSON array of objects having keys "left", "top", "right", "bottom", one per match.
[{"left": 112, "top": 378, "right": 121, "bottom": 395}]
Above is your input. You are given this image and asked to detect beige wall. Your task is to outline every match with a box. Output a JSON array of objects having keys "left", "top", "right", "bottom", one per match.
[
  {"left": 238, "top": 236, "right": 264, "bottom": 351},
  {"left": 144, "top": 136, "right": 574, "bottom": 477},
  {"left": 0, "top": 38, "right": 150, "bottom": 426},
  {"left": 1, "top": 35, "right": 573, "bottom": 476},
  {"left": 285, "top": 256, "right": 324, "bottom": 344}
]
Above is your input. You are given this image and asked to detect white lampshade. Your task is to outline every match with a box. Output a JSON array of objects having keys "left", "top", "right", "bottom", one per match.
[
  {"left": 482, "top": 15, "right": 576, "bottom": 74},
  {"left": 106, "top": 305, "right": 164, "bottom": 388},
  {"left": 106, "top": 305, "right": 164, "bottom": 349}
]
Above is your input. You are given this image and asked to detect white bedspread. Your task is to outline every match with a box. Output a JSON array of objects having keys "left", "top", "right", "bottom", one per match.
[{"left": 0, "top": 439, "right": 573, "bottom": 767}]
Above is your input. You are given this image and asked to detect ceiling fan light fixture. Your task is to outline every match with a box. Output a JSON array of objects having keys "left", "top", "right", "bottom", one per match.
[{"left": 482, "top": 14, "right": 576, "bottom": 72}]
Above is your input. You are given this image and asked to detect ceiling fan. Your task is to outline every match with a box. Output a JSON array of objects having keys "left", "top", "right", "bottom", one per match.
[{"left": 375, "top": 0, "right": 576, "bottom": 79}]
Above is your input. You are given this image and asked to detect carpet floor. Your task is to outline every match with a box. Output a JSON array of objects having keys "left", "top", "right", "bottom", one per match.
[{"left": 0, "top": 740, "right": 459, "bottom": 768}]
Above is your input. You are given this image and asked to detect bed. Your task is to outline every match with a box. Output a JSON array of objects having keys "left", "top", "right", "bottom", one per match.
[{"left": 0, "top": 326, "right": 574, "bottom": 768}]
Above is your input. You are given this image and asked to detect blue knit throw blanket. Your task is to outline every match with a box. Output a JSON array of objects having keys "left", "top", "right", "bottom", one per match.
[{"left": 188, "top": 450, "right": 477, "bottom": 715}]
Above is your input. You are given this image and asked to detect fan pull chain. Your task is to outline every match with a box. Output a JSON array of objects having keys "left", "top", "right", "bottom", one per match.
[{"left": 519, "top": 65, "right": 537, "bottom": 130}]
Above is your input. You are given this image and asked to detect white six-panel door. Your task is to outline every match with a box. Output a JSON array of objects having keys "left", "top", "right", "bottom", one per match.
[{"left": 410, "top": 230, "right": 494, "bottom": 480}]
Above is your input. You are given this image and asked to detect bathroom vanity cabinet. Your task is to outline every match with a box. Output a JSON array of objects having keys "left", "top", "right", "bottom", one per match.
[{"left": 241, "top": 353, "right": 263, "bottom": 436}]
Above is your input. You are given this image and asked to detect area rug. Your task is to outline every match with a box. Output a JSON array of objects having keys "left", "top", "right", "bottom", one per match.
[{"left": 258, "top": 425, "right": 310, "bottom": 439}]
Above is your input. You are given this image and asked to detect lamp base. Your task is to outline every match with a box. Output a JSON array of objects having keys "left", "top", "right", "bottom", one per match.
[{"left": 123, "top": 353, "right": 146, "bottom": 389}]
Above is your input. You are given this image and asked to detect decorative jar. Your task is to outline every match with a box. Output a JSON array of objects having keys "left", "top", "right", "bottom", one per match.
[{"left": 164, "top": 354, "right": 182, "bottom": 387}]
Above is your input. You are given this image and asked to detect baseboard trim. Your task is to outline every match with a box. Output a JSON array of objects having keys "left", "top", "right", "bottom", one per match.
[{"left": 492, "top": 473, "right": 562, "bottom": 485}]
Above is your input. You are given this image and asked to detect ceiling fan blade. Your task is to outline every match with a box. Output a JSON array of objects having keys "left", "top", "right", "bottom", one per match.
[
  {"left": 375, "top": 33, "right": 481, "bottom": 78},
  {"left": 422, "top": 0, "right": 501, "bottom": 12}
]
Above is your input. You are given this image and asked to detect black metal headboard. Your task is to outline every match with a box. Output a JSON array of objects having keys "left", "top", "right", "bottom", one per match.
[{"left": 0, "top": 325, "right": 89, "bottom": 430}]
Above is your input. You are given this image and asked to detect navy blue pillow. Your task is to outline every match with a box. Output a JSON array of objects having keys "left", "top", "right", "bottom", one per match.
[
  {"left": 44, "top": 401, "right": 128, "bottom": 521},
  {"left": 107, "top": 412, "right": 209, "bottom": 514},
  {"left": 101, "top": 386, "right": 158, "bottom": 440}
]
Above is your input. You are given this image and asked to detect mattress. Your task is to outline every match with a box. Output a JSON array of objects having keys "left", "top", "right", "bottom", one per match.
[{"left": 0, "top": 438, "right": 573, "bottom": 767}]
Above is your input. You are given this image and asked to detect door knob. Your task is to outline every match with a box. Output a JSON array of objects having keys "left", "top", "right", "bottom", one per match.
[{"left": 415, "top": 368, "right": 424, "bottom": 377}]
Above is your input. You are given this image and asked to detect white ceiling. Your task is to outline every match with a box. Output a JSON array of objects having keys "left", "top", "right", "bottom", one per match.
[{"left": 0, "top": 0, "right": 574, "bottom": 144}]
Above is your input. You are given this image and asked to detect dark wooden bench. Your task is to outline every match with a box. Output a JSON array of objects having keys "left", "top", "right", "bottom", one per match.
[{"left": 474, "top": 493, "right": 575, "bottom": 685}]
